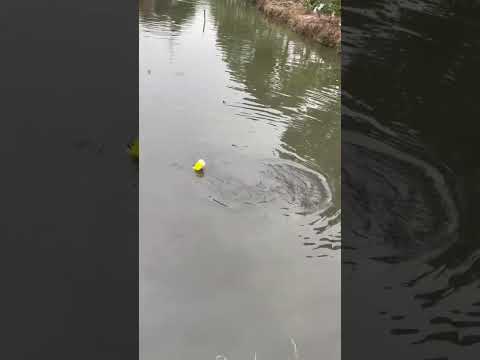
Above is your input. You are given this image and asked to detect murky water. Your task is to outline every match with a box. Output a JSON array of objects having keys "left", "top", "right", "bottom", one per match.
[
  {"left": 140, "top": 0, "right": 340, "bottom": 359},
  {"left": 342, "top": 0, "right": 480, "bottom": 358}
]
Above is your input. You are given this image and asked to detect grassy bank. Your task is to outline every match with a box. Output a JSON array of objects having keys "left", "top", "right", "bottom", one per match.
[{"left": 255, "top": 0, "right": 340, "bottom": 48}]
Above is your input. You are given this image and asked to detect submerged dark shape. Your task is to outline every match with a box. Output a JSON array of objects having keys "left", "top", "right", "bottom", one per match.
[{"left": 203, "top": 158, "right": 333, "bottom": 215}]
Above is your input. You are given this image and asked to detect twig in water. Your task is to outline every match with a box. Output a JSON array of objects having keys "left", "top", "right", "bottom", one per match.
[
  {"left": 212, "top": 198, "right": 229, "bottom": 207},
  {"left": 203, "top": 9, "right": 206, "bottom": 33},
  {"left": 290, "top": 337, "right": 299, "bottom": 360}
]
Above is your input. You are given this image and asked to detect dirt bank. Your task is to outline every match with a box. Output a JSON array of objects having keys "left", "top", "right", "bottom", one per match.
[{"left": 256, "top": 0, "right": 340, "bottom": 48}]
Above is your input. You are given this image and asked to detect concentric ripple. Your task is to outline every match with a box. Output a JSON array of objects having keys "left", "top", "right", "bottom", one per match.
[{"left": 203, "top": 159, "right": 333, "bottom": 217}]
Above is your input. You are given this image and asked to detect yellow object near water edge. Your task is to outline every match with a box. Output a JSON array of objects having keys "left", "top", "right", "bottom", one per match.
[{"left": 193, "top": 159, "right": 206, "bottom": 172}]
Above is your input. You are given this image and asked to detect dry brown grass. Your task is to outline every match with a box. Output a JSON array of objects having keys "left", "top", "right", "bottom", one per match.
[{"left": 256, "top": 0, "right": 340, "bottom": 48}]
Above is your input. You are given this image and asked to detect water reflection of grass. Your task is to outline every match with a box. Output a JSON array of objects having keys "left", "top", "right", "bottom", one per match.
[{"left": 215, "top": 337, "right": 302, "bottom": 359}]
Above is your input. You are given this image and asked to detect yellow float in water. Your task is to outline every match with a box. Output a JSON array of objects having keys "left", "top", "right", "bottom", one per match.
[{"left": 193, "top": 159, "right": 206, "bottom": 172}]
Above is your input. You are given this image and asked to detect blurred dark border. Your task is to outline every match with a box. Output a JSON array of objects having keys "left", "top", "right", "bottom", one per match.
[
  {"left": 342, "top": 0, "right": 480, "bottom": 359},
  {"left": 0, "top": 1, "right": 138, "bottom": 359}
]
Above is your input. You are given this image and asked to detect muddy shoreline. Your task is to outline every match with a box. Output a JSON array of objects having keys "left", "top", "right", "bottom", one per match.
[{"left": 256, "top": 0, "right": 340, "bottom": 48}]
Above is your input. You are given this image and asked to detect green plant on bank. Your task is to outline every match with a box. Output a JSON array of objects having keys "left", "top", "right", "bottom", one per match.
[
  {"left": 128, "top": 138, "right": 139, "bottom": 160},
  {"left": 304, "top": 0, "right": 341, "bottom": 16}
]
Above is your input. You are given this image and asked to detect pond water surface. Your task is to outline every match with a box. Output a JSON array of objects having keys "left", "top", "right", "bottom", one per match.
[
  {"left": 139, "top": 1, "right": 340, "bottom": 359},
  {"left": 342, "top": 0, "right": 480, "bottom": 359}
]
